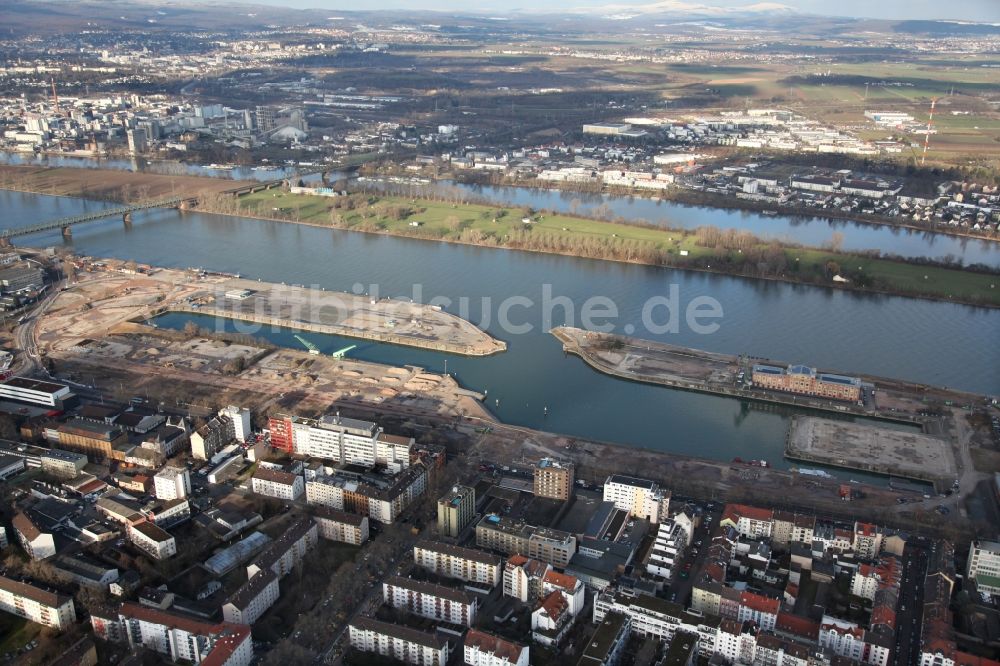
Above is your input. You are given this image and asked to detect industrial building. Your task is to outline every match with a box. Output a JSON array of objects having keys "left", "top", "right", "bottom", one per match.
[{"left": 751, "top": 364, "right": 862, "bottom": 402}]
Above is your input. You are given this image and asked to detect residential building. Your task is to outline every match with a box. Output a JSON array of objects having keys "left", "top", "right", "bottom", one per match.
[
  {"left": 349, "top": 616, "right": 449, "bottom": 666},
  {"left": 603, "top": 475, "right": 670, "bottom": 523},
  {"left": 503, "top": 555, "right": 552, "bottom": 602},
  {"left": 593, "top": 588, "right": 720, "bottom": 647},
  {"left": 437, "top": 485, "right": 476, "bottom": 538},
  {"left": 532, "top": 590, "right": 574, "bottom": 647},
  {"left": 128, "top": 521, "right": 177, "bottom": 560},
  {"left": 268, "top": 413, "right": 412, "bottom": 468},
  {"left": 413, "top": 540, "right": 502, "bottom": 587},
  {"left": 578, "top": 611, "right": 631, "bottom": 666},
  {"left": 475, "top": 515, "right": 576, "bottom": 567},
  {"left": 647, "top": 519, "right": 688, "bottom": 579},
  {"left": 218, "top": 406, "right": 252, "bottom": 443},
  {"left": 463, "top": 629, "right": 528, "bottom": 666},
  {"left": 383, "top": 575, "right": 478, "bottom": 626},
  {"left": 530, "top": 458, "right": 575, "bottom": 500},
  {"left": 967, "top": 540, "right": 1000, "bottom": 597},
  {"left": 246, "top": 518, "right": 317, "bottom": 579},
  {"left": 191, "top": 417, "right": 232, "bottom": 461},
  {"left": 312, "top": 506, "right": 369, "bottom": 546},
  {"left": 101, "top": 602, "right": 253, "bottom": 665},
  {"left": 12, "top": 511, "right": 56, "bottom": 560},
  {"left": 222, "top": 569, "right": 279, "bottom": 625},
  {"left": 154, "top": 466, "right": 191, "bottom": 501},
  {"left": 251, "top": 467, "right": 303, "bottom": 501},
  {"left": 305, "top": 463, "right": 427, "bottom": 524},
  {"left": 0, "top": 574, "right": 76, "bottom": 629},
  {"left": 720, "top": 504, "right": 774, "bottom": 539},
  {"left": 40, "top": 449, "right": 88, "bottom": 479},
  {"left": 853, "top": 522, "right": 884, "bottom": 561}
]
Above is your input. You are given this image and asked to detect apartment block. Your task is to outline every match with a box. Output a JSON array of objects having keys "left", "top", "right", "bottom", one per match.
[
  {"left": 476, "top": 515, "right": 577, "bottom": 567},
  {"left": 383, "top": 575, "right": 478, "bottom": 626},
  {"left": 246, "top": 518, "right": 317, "bottom": 579},
  {"left": 222, "top": 569, "right": 279, "bottom": 625},
  {"left": 99, "top": 602, "right": 253, "bottom": 665},
  {"left": 268, "top": 413, "right": 412, "bottom": 469},
  {"left": 312, "top": 506, "right": 369, "bottom": 546},
  {"left": 154, "top": 466, "right": 191, "bottom": 501},
  {"left": 127, "top": 521, "right": 177, "bottom": 560},
  {"left": 530, "top": 458, "right": 575, "bottom": 501},
  {"left": 250, "top": 468, "right": 303, "bottom": 501},
  {"left": 40, "top": 449, "right": 88, "bottom": 479},
  {"left": 413, "top": 540, "right": 502, "bottom": 587},
  {"left": 305, "top": 463, "right": 426, "bottom": 524},
  {"left": 349, "top": 616, "right": 449, "bottom": 666},
  {"left": 12, "top": 511, "right": 56, "bottom": 560},
  {"left": 0, "top": 574, "right": 76, "bottom": 629},
  {"left": 603, "top": 475, "right": 670, "bottom": 524},
  {"left": 463, "top": 628, "right": 529, "bottom": 666},
  {"left": 437, "top": 484, "right": 476, "bottom": 538}
]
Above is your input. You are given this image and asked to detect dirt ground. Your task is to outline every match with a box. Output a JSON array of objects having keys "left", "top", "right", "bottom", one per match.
[{"left": 0, "top": 165, "right": 250, "bottom": 201}]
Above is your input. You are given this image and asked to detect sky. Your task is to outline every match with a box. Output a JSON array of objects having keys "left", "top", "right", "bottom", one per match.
[{"left": 256, "top": 0, "right": 1000, "bottom": 22}]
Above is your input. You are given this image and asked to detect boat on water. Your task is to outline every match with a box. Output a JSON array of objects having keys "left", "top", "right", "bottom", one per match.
[
  {"left": 732, "top": 457, "right": 769, "bottom": 468},
  {"left": 761, "top": 210, "right": 778, "bottom": 216},
  {"left": 794, "top": 467, "right": 835, "bottom": 479}
]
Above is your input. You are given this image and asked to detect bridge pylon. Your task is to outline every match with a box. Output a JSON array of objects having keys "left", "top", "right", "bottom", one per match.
[
  {"left": 123, "top": 212, "right": 132, "bottom": 228},
  {"left": 62, "top": 226, "right": 72, "bottom": 239}
]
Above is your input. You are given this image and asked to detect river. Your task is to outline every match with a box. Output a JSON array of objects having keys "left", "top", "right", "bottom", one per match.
[{"left": 3, "top": 188, "right": 999, "bottom": 477}]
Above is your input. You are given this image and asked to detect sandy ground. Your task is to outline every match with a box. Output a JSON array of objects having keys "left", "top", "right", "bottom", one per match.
[{"left": 0, "top": 165, "right": 250, "bottom": 201}]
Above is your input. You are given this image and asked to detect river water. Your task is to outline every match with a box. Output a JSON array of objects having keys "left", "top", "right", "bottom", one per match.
[{"left": 2, "top": 188, "right": 998, "bottom": 475}]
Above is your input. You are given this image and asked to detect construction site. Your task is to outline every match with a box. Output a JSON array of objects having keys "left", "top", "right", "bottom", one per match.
[{"left": 28, "top": 257, "right": 499, "bottom": 422}]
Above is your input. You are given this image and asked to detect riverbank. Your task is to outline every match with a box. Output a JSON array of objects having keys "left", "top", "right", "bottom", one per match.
[
  {"left": 218, "top": 188, "right": 1000, "bottom": 308},
  {"left": 0, "top": 165, "right": 250, "bottom": 201},
  {"left": 443, "top": 170, "right": 1000, "bottom": 245}
]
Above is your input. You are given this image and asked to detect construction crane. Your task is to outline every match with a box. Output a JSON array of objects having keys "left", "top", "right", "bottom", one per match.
[
  {"left": 50, "top": 77, "right": 60, "bottom": 115},
  {"left": 920, "top": 97, "right": 938, "bottom": 166},
  {"left": 293, "top": 334, "right": 320, "bottom": 355},
  {"left": 331, "top": 345, "right": 356, "bottom": 359}
]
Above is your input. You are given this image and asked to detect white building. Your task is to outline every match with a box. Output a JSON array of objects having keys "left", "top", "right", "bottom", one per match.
[
  {"left": 12, "top": 511, "right": 56, "bottom": 560},
  {"left": 105, "top": 602, "right": 253, "bottom": 665},
  {"left": 967, "top": 540, "right": 1000, "bottom": 597},
  {"left": 531, "top": 590, "right": 574, "bottom": 647},
  {"left": 603, "top": 475, "right": 670, "bottom": 524},
  {"left": 463, "top": 628, "right": 528, "bottom": 666},
  {"left": 128, "top": 521, "right": 177, "bottom": 560},
  {"left": 819, "top": 617, "right": 866, "bottom": 662},
  {"left": 414, "top": 540, "right": 502, "bottom": 587},
  {"left": 0, "top": 574, "right": 76, "bottom": 629},
  {"left": 349, "top": 617, "right": 449, "bottom": 666},
  {"left": 503, "top": 555, "right": 551, "bottom": 602},
  {"left": 40, "top": 449, "right": 88, "bottom": 479},
  {"left": 383, "top": 576, "right": 478, "bottom": 626},
  {"left": 593, "top": 589, "right": 720, "bottom": 648},
  {"left": 0, "top": 377, "right": 71, "bottom": 407},
  {"left": 312, "top": 507, "right": 369, "bottom": 546},
  {"left": 218, "top": 406, "right": 252, "bottom": 443},
  {"left": 250, "top": 468, "right": 303, "bottom": 501},
  {"left": 246, "top": 518, "right": 317, "bottom": 580},
  {"left": 647, "top": 519, "right": 688, "bottom": 579},
  {"left": 154, "top": 466, "right": 191, "bottom": 501},
  {"left": 222, "top": 569, "right": 279, "bottom": 625},
  {"left": 269, "top": 414, "right": 412, "bottom": 469}
]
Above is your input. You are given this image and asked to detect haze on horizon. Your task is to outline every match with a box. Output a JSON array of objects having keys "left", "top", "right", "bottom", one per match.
[{"left": 230, "top": 0, "right": 1000, "bottom": 22}]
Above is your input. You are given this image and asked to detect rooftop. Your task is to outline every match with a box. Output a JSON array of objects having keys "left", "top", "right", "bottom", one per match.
[
  {"left": 385, "top": 575, "right": 473, "bottom": 605},
  {"left": 0, "top": 574, "right": 71, "bottom": 608},
  {"left": 415, "top": 540, "right": 501, "bottom": 566},
  {"left": 350, "top": 616, "right": 446, "bottom": 650},
  {"left": 464, "top": 629, "right": 525, "bottom": 663}
]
